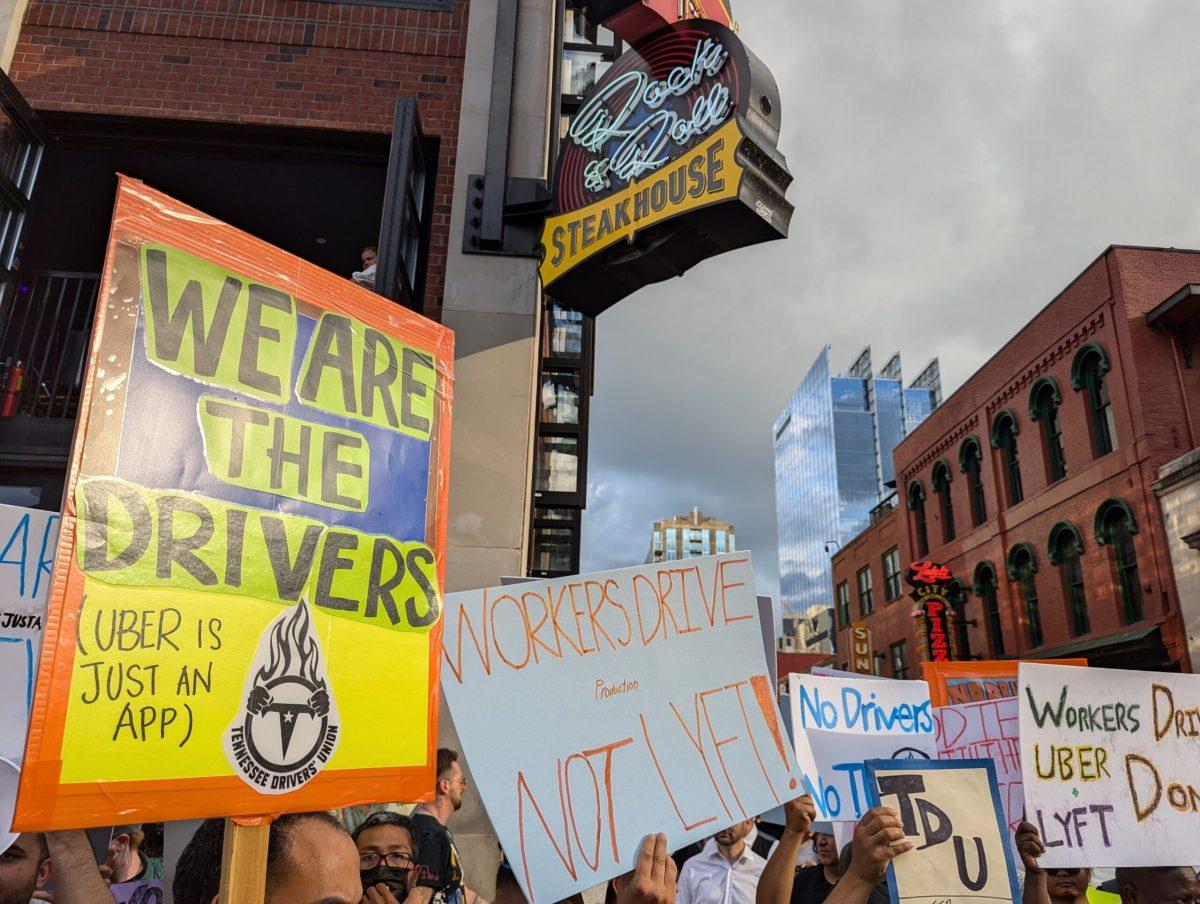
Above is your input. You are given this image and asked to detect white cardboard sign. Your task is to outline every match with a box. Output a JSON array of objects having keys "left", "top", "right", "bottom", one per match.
[
  {"left": 1019, "top": 662, "right": 1200, "bottom": 867},
  {"left": 935, "top": 696, "right": 1022, "bottom": 835}
]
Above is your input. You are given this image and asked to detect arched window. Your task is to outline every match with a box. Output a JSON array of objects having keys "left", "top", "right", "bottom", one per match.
[
  {"left": 931, "top": 460, "right": 955, "bottom": 543},
  {"left": 950, "top": 579, "right": 971, "bottom": 659},
  {"left": 1006, "top": 543, "right": 1042, "bottom": 648},
  {"left": 973, "top": 561, "right": 1004, "bottom": 656},
  {"left": 990, "top": 409, "right": 1024, "bottom": 506},
  {"left": 959, "top": 437, "right": 987, "bottom": 527},
  {"left": 1071, "top": 343, "right": 1117, "bottom": 458},
  {"left": 907, "top": 480, "right": 929, "bottom": 557},
  {"left": 1049, "top": 521, "right": 1089, "bottom": 637},
  {"left": 1029, "top": 377, "right": 1067, "bottom": 482},
  {"left": 1096, "top": 499, "right": 1143, "bottom": 624}
]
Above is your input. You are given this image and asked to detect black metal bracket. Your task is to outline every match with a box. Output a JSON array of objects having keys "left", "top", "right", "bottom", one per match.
[{"left": 462, "top": 175, "right": 553, "bottom": 258}]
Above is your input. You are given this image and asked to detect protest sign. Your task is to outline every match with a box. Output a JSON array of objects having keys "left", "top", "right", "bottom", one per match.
[
  {"left": 925, "top": 659, "right": 1084, "bottom": 707},
  {"left": 807, "top": 728, "right": 935, "bottom": 821},
  {"left": 866, "top": 758, "right": 1020, "bottom": 904},
  {"left": 111, "top": 881, "right": 163, "bottom": 904},
  {"left": 441, "top": 553, "right": 805, "bottom": 904},
  {"left": 1019, "top": 662, "right": 1200, "bottom": 867},
  {"left": 788, "top": 673, "right": 935, "bottom": 820},
  {"left": 15, "top": 178, "right": 454, "bottom": 830},
  {"left": 810, "top": 666, "right": 884, "bottom": 680},
  {"left": 934, "top": 697, "right": 1021, "bottom": 834}
]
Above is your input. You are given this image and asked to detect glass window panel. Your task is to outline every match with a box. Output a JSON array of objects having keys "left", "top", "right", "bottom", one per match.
[
  {"left": 544, "top": 305, "right": 584, "bottom": 357},
  {"left": 536, "top": 506, "right": 574, "bottom": 521},
  {"left": 540, "top": 368, "right": 581, "bottom": 424},
  {"left": 562, "top": 49, "right": 610, "bottom": 96},
  {"left": 535, "top": 435, "right": 579, "bottom": 493},
  {"left": 533, "top": 526, "right": 574, "bottom": 573}
]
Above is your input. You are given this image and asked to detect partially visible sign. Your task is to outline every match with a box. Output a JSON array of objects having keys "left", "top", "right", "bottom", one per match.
[
  {"left": 540, "top": 18, "right": 792, "bottom": 315},
  {"left": 924, "top": 659, "right": 1086, "bottom": 708},
  {"left": 849, "top": 621, "right": 873, "bottom": 674},
  {"left": 867, "top": 758, "right": 1020, "bottom": 904},
  {"left": 15, "top": 179, "right": 454, "bottom": 830},
  {"left": 441, "top": 554, "right": 804, "bottom": 904},
  {"left": 934, "top": 697, "right": 1021, "bottom": 835},
  {"left": 905, "top": 561, "right": 957, "bottom": 663},
  {"left": 111, "top": 881, "right": 163, "bottom": 904},
  {"left": 808, "top": 728, "right": 935, "bottom": 822},
  {"left": 1019, "top": 663, "right": 1200, "bottom": 867},
  {"left": 787, "top": 672, "right": 935, "bottom": 819}
]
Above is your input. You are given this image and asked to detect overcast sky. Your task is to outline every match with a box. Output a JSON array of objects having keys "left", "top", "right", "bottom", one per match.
[{"left": 578, "top": 1, "right": 1200, "bottom": 599}]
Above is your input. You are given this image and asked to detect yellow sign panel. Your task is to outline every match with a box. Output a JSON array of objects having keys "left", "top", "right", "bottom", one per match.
[{"left": 539, "top": 119, "right": 744, "bottom": 287}]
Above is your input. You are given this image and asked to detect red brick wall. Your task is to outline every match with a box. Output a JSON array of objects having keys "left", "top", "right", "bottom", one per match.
[
  {"left": 8, "top": 0, "right": 469, "bottom": 319},
  {"left": 887, "top": 246, "right": 1200, "bottom": 672},
  {"left": 830, "top": 505, "right": 920, "bottom": 676}
]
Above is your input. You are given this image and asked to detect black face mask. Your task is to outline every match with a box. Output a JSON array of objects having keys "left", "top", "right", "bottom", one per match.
[{"left": 361, "top": 865, "right": 411, "bottom": 898}]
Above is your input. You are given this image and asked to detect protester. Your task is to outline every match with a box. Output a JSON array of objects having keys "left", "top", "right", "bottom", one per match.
[
  {"left": 676, "top": 819, "right": 765, "bottom": 904},
  {"left": 173, "top": 812, "right": 361, "bottom": 904},
  {"left": 353, "top": 812, "right": 421, "bottom": 904},
  {"left": 411, "top": 748, "right": 485, "bottom": 904},
  {"left": 1113, "top": 866, "right": 1200, "bottom": 903},
  {"left": 108, "top": 824, "right": 162, "bottom": 883},
  {"left": 834, "top": 845, "right": 888, "bottom": 904},
  {"left": 822, "top": 809, "right": 911, "bottom": 904},
  {"left": 757, "top": 796, "right": 842, "bottom": 904},
  {"left": 1, "top": 834, "right": 51, "bottom": 904},
  {"left": 1014, "top": 820, "right": 1090, "bottom": 904}
]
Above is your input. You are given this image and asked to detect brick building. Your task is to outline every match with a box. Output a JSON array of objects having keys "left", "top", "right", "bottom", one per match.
[{"left": 835, "top": 245, "right": 1200, "bottom": 675}]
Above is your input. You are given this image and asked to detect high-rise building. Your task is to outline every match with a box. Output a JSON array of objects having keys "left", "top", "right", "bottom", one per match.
[
  {"left": 647, "top": 507, "right": 735, "bottom": 563},
  {"left": 774, "top": 346, "right": 940, "bottom": 617}
]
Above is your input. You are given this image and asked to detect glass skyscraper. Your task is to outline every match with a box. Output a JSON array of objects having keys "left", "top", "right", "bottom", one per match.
[{"left": 773, "top": 346, "right": 941, "bottom": 618}]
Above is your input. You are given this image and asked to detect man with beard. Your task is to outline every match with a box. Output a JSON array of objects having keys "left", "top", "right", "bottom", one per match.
[
  {"left": 1, "top": 835, "right": 51, "bottom": 904},
  {"left": 677, "top": 819, "right": 765, "bottom": 904},
  {"left": 411, "top": 749, "right": 484, "bottom": 904}
]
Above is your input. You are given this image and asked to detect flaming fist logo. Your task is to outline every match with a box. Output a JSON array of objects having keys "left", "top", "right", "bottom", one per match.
[{"left": 224, "top": 600, "right": 341, "bottom": 794}]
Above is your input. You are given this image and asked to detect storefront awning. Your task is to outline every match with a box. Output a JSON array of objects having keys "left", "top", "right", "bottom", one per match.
[{"left": 1029, "top": 624, "right": 1171, "bottom": 668}]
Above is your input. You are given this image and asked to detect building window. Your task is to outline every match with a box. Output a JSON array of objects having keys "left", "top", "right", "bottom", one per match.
[
  {"left": 991, "top": 410, "right": 1024, "bottom": 506},
  {"left": 931, "top": 460, "right": 955, "bottom": 543},
  {"left": 1071, "top": 343, "right": 1117, "bottom": 458},
  {"left": 1029, "top": 377, "right": 1067, "bottom": 483},
  {"left": 1096, "top": 499, "right": 1143, "bottom": 624},
  {"left": 890, "top": 641, "right": 909, "bottom": 680},
  {"left": 1007, "top": 544, "right": 1043, "bottom": 648},
  {"left": 907, "top": 480, "right": 929, "bottom": 557},
  {"left": 1049, "top": 521, "right": 1089, "bottom": 637},
  {"left": 856, "top": 566, "right": 874, "bottom": 616},
  {"left": 532, "top": 527, "right": 573, "bottom": 573},
  {"left": 540, "top": 369, "right": 581, "bottom": 424},
  {"left": 973, "top": 562, "right": 1004, "bottom": 657},
  {"left": 882, "top": 547, "right": 902, "bottom": 601},
  {"left": 534, "top": 435, "right": 579, "bottom": 493},
  {"left": 716, "top": 532, "right": 727, "bottom": 553},
  {"left": 376, "top": 98, "right": 437, "bottom": 311},
  {"left": 836, "top": 581, "right": 851, "bottom": 629},
  {"left": 959, "top": 437, "right": 987, "bottom": 527},
  {"left": 542, "top": 305, "right": 584, "bottom": 358}
]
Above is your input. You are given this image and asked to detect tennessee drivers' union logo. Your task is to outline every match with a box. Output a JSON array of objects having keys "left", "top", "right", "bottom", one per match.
[{"left": 224, "top": 599, "right": 340, "bottom": 794}]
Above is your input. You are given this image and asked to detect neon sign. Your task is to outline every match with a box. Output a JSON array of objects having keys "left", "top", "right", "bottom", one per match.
[
  {"left": 540, "top": 18, "right": 792, "bottom": 316},
  {"left": 906, "top": 561, "right": 960, "bottom": 663}
]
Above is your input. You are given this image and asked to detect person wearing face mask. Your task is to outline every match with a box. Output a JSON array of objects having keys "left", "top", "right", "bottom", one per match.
[{"left": 353, "top": 813, "right": 421, "bottom": 904}]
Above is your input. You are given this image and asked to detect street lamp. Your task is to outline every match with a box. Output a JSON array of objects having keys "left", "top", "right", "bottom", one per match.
[{"left": 823, "top": 539, "right": 841, "bottom": 554}]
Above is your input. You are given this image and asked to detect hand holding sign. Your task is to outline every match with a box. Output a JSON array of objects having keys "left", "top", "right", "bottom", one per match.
[
  {"left": 848, "top": 807, "right": 913, "bottom": 885},
  {"left": 614, "top": 835, "right": 678, "bottom": 904}
]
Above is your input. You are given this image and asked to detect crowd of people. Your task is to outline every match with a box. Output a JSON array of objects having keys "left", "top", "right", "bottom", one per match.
[{"left": 3, "top": 747, "right": 1199, "bottom": 904}]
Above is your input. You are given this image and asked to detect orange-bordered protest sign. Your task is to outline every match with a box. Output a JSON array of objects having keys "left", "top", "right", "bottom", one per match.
[
  {"left": 14, "top": 177, "right": 453, "bottom": 829},
  {"left": 924, "top": 659, "right": 1086, "bottom": 708}
]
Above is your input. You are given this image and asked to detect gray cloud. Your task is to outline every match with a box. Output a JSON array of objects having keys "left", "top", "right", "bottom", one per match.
[{"left": 581, "top": 1, "right": 1200, "bottom": 600}]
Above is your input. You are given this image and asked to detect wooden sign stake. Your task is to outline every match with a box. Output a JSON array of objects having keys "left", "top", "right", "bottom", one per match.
[{"left": 219, "top": 816, "right": 272, "bottom": 904}]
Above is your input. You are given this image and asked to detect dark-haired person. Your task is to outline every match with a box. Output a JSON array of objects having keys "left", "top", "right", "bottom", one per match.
[
  {"left": 1014, "top": 820, "right": 1090, "bottom": 904},
  {"left": 352, "top": 812, "right": 421, "bottom": 904},
  {"left": 757, "top": 796, "right": 839, "bottom": 904},
  {"left": 676, "top": 819, "right": 765, "bottom": 904},
  {"left": 1113, "top": 866, "right": 1200, "bottom": 904},
  {"left": 172, "top": 812, "right": 360, "bottom": 904},
  {"left": 823, "top": 809, "right": 910, "bottom": 904},
  {"left": 1, "top": 834, "right": 51, "bottom": 904},
  {"left": 411, "top": 749, "right": 485, "bottom": 904}
]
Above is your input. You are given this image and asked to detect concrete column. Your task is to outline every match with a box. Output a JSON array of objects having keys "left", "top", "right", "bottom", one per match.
[
  {"left": 0, "top": 0, "right": 27, "bottom": 70},
  {"left": 438, "top": 0, "right": 556, "bottom": 896}
]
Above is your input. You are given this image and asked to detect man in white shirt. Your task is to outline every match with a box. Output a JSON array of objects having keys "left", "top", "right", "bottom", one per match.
[{"left": 677, "top": 820, "right": 766, "bottom": 904}]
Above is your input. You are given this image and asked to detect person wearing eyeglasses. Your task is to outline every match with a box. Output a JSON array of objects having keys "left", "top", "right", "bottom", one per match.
[
  {"left": 1015, "top": 820, "right": 1092, "bottom": 904},
  {"left": 354, "top": 812, "right": 422, "bottom": 904}
]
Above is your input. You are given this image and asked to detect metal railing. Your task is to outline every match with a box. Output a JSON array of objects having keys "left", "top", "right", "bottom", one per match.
[{"left": 0, "top": 270, "right": 101, "bottom": 419}]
